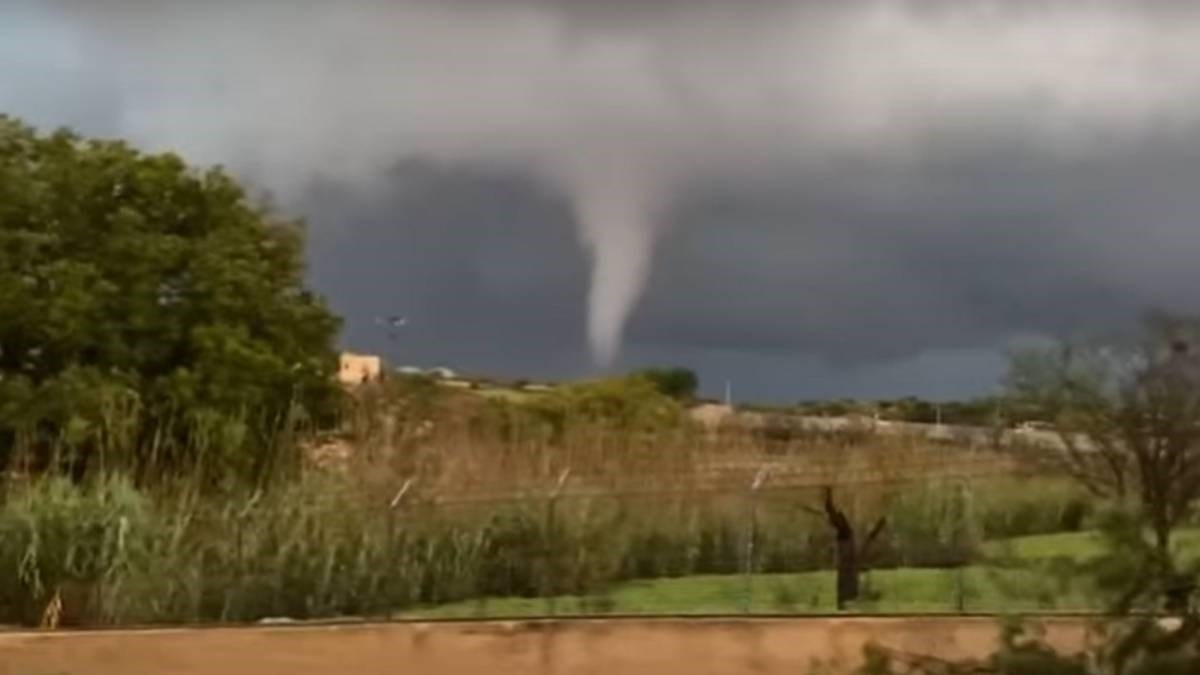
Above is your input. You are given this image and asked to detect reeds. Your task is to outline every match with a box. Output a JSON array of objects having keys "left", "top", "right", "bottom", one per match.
[{"left": 0, "top": 377, "right": 1093, "bottom": 626}]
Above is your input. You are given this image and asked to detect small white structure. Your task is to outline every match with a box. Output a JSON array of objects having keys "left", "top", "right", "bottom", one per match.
[
  {"left": 689, "top": 403, "right": 736, "bottom": 431},
  {"left": 338, "top": 352, "right": 382, "bottom": 385},
  {"left": 394, "top": 365, "right": 460, "bottom": 381}
]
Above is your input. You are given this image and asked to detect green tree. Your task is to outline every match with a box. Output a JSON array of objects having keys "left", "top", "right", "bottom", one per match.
[
  {"left": 632, "top": 367, "right": 699, "bottom": 401},
  {"left": 0, "top": 115, "right": 341, "bottom": 483}
]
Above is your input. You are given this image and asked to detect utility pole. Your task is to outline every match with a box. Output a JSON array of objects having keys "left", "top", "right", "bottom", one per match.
[{"left": 724, "top": 380, "right": 733, "bottom": 407}]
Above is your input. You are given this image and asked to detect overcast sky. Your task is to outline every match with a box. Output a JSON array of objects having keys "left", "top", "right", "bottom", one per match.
[{"left": 4, "top": 0, "right": 1200, "bottom": 401}]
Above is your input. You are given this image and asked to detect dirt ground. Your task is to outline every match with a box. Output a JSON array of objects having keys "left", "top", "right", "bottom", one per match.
[{"left": 0, "top": 616, "right": 1089, "bottom": 675}]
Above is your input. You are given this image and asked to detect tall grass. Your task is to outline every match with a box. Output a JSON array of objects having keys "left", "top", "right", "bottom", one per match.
[
  {"left": 0, "top": 473, "right": 1092, "bottom": 626},
  {"left": 0, "top": 377, "right": 1095, "bottom": 626},
  {"left": 0, "top": 474, "right": 157, "bottom": 624}
]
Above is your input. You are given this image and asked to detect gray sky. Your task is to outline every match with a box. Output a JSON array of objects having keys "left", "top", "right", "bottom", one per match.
[{"left": 4, "top": 0, "right": 1200, "bottom": 401}]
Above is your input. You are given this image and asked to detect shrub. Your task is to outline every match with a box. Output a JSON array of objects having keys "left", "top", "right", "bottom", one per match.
[
  {"left": 631, "top": 367, "right": 699, "bottom": 401},
  {"left": 526, "top": 376, "right": 685, "bottom": 438}
]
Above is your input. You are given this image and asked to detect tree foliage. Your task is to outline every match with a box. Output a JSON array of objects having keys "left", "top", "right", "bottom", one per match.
[
  {"left": 632, "top": 366, "right": 699, "bottom": 401},
  {"left": 529, "top": 375, "right": 684, "bottom": 436},
  {"left": 0, "top": 115, "right": 341, "bottom": 482}
]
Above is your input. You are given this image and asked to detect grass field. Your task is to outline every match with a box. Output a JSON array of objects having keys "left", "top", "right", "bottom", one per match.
[
  {"left": 983, "top": 527, "right": 1200, "bottom": 562},
  {"left": 404, "top": 567, "right": 1090, "bottom": 619},
  {"left": 405, "top": 528, "right": 1200, "bottom": 619}
]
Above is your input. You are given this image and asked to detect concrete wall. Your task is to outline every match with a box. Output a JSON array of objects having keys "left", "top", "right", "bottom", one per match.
[{"left": 0, "top": 617, "right": 1088, "bottom": 675}]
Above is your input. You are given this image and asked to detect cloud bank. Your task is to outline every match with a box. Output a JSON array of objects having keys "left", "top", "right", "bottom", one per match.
[{"left": 5, "top": 0, "right": 1200, "bottom": 390}]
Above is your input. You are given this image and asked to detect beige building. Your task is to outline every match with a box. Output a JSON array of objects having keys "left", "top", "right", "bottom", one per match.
[{"left": 338, "top": 352, "right": 382, "bottom": 385}]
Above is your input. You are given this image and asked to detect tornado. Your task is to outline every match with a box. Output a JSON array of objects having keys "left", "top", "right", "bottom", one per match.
[{"left": 562, "top": 158, "right": 670, "bottom": 366}]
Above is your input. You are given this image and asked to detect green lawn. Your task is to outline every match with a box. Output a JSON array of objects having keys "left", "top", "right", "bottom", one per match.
[
  {"left": 405, "top": 566, "right": 1093, "bottom": 619},
  {"left": 984, "top": 527, "right": 1200, "bottom": 562},
  {"left": 404, "top": 528, "right": 1200, "bottom": 619}
]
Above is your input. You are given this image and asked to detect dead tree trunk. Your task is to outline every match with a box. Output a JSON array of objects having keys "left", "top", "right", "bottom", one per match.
[{"left": 821, "top": 487, "right": 886, "bottom": 611}]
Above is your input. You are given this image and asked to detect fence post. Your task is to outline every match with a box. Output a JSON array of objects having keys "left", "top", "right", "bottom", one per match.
[
  {"left": 221, "top": 517, "right": 240, "bottom": 622},
  {"left": 956, "top": 479, "right": 974, "bottom": 613},
  {"left": 544, "top": 469, "right": 571, "bottom": 618},
  {"left": 386, "top": 479, "right": 414, "bottom": 621},
  {"left": 232, "top": 490, "right": 261, "bottom": 622},
  {"left": 742, "top": 466, "right": 771, "bottom": 614}
]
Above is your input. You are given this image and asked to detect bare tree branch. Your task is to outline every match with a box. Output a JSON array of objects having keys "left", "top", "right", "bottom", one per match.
[
  {"left": 864, "top": 516, "right": 888, "bottom": 549},
  {"left": 1007, "top": 312, "right": 1200, "bottom": 580}
]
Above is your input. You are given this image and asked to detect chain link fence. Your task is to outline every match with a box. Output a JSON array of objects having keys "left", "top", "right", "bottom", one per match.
[
  {"left": 0, "top": 463, "right": 1099, "bottom": 627},
  {"left": 154, "top": 480, "right": 1094, "bottom": 623}
]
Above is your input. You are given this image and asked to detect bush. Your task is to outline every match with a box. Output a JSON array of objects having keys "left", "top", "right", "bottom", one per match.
[
  {"left": 973, "top": 479, "right": 1095, "bottom": 539},
  {"left": 885, "top": 483, "right": 978, "bottom": 567},
  {"left": 526, "top": 376, "right": 685, "bottom": 438},
  {"left": 631, "top": 367, "right": 699, "bottom": 401}
]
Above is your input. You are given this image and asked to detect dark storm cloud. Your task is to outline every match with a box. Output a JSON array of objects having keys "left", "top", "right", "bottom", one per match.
[
  {"left": 4, "top": 0, "right": 1200, "bottom": 398},
  {"left": 636, "top": 127, "right": 1200, "bottom": 363},
  {"left": 301, "top": 165, "right": 590, "bottom": 372}
]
